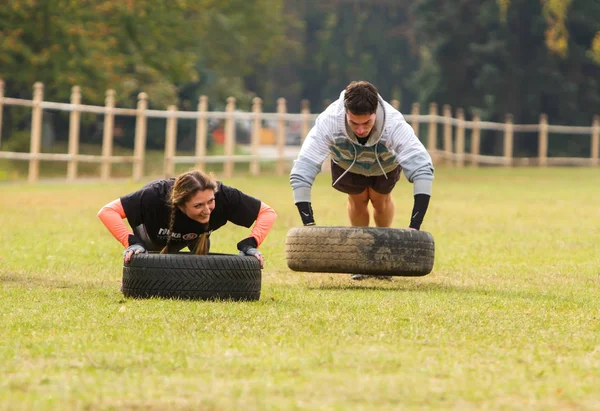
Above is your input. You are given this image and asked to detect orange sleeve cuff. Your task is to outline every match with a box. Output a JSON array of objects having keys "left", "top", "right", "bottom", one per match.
[
  {"left": 97, "top": 199, "right": 132, "bottom": 247},
  {"left": 250, "top": 202, "right": 277, "bottom": 247}
]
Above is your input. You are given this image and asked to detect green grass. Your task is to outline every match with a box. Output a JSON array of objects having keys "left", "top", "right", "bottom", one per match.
[{"left": 1, "top": 167, "right": 599, "bottom": 410}]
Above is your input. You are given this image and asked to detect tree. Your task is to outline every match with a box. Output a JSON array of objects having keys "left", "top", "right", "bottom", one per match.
[
  {"left": 0, "top": 1, "right": 190, "bottom": 105},
  {"left": 280, "top": 0, "right": 421, "bottom": 112},
  {"left": 0, "top": 0, "right": 290, "bottom": 148},
  {"left": 591, "top": 33, "right": 600, "bottom": 64},
  {"left": 0, "top": 0, "right": 289, "bottom": 107},
  {"left": 499, "top": 0, "right": 600, "bottom": 64},
  {"left": 413, "top": 0, "right": 600, "bottom": 156}
]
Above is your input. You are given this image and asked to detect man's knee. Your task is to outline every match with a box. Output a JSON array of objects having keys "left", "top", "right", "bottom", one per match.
[
  {"left": 348, "top": 190, "right": 370, "bottom": 209},
  {"left": 369, "top": 190, "right": 392, "bottom": 212}
]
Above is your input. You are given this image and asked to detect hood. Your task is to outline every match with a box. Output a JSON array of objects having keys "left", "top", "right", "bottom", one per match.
[{"left": 339, "top": 91, "right": 386, "bottom": 147}]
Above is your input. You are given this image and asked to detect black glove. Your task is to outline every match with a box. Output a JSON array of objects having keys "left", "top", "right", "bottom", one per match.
[
  {"left": 409, "top": 194, "right": 430, "bottom": 230},
  {"left": 128, "top": 234, "right": 144, "bottom": 246},
  {"left": 296, "top": 202, "right": 315, "bottom": 226},
  {"left": 237, "top": 236, "right": 258, "bottom": 254},
  {"left": 123, "top": 235, "right": 147, "bottom": 262},
  {"left": 236, "top": 237, "right": 262, "bottom": 259}
]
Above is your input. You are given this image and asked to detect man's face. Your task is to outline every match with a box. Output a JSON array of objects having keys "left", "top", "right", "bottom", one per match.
[
  {"left": 346, "top": 111, "right": 376, "bottom": 138},
  {"left": 178, "top": 189, "right": 216, "bottom": 224}
]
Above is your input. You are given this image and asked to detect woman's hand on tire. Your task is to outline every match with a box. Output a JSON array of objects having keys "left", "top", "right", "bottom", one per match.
[
  {"left": 240, "top": 247, "right": 264, "bottom": 269},
  {"left": 123, "top": 244, "right": 146, "bottom": 263}
]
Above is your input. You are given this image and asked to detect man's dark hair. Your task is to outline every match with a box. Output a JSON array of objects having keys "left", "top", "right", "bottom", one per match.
[{"left": 344, "top": 81, "right": 379, "bottom": 115}]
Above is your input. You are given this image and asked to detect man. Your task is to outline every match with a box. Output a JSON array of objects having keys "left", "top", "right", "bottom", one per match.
[{"left": 290, "top": 81, "right": 434, "bottom": 280}]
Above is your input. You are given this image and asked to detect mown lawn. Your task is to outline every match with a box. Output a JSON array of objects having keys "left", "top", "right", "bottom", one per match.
[{"left": 0, "top": 166, "right": 599, "bottom": 410}]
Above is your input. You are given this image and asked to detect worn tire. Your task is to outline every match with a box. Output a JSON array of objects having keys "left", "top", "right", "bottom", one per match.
[
  {"left": 285, "top": 226, "right": 435, "bottom": 276},
  {"left": 122, "top": 253, "right": 261, "bottom": 301}
]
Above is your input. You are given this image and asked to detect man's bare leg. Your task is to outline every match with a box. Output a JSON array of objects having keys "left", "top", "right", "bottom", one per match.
[
  {"left": 347, "top": 189, "right": 370, "bottom": 226},
  {"left": 369, "top": 188, "right": 395, "bottom": 227},
  {"left": 350, "top": 188, "right": 395, "bottom": 281}
]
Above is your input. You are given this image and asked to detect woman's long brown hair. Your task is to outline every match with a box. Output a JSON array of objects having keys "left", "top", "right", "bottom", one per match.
[{"left": 160, "top": 170, "right": 217, "bottom": 255}]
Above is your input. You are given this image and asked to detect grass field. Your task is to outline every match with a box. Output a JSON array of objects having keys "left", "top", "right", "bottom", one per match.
[{"left": 1, "top": 167, "right": 599, "bottom": 410}]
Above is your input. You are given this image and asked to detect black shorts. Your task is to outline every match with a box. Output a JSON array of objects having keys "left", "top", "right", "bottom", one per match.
[{"left": 331, "top": 160, "right": 402, "bottom": 195}]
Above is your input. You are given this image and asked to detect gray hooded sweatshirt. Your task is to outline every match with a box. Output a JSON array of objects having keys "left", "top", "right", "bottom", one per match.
[{"left": 290, "top": 90, "right": 434, "bottom": 203}]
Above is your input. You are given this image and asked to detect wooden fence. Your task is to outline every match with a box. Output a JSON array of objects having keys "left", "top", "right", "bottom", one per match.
[{"left": 0, "top": 80, "right": 598, "bottom": 183}]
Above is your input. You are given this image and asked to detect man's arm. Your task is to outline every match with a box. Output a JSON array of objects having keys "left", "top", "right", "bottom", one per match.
[
  {"left": 409, "top": 193, "right": 430, "bottom": 230},
  {"left": 290, "top": 116, "right": 333, "bottom": 225},
  {"left": 405, "top": 160, "right": 433, "bottom": 230},
  {"left": 386, "top": 114, "right": 434, "bottom": 230}
]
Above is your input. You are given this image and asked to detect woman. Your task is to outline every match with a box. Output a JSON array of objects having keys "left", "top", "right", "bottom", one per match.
[{"left": 97, "top": 169, "right": 276, "bottom": 268}]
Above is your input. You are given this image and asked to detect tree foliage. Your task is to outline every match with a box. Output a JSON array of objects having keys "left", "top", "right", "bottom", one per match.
[
  {"left": 591, "top": 32, "right": 600, "bottom": 64},
  {"left": 412, "top": 0, "right": 599, "bottom": 156},
  {"left": 272, "top": 0, "right": 419, "bottom": 112},
  {"left": 414, "top": 0, "right": 599, "bottom": 121},
  {"left": 498, "top": 0, "right": 600, "bottom": 61},
  {"left": 0, "top": 0, "right": 289, "bottom": 107},
  {"left": 1, "top": 0, "right": 598, "bottom": 157}
]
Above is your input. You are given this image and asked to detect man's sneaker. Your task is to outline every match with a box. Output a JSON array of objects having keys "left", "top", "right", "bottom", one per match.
[{"left": 350, "top": 274, "right": 392, "bottom": 281}]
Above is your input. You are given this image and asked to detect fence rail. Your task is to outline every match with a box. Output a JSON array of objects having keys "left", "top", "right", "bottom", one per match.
[{"left": 0, "top": 80, "right": 598, "bottom": 183}]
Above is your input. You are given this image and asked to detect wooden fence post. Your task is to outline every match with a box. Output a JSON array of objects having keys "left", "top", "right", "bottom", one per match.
[
  {"left": 591, "top": 115, "right": 599, "bottom": 166},
  {"left": 133, "top": 92, "right": 148, "bottom": 181},
  {"left": 100, "top": 89, "right": 116, "bottom": 180},
  {"left": 427, "top": 103, "right": 438, "bottom": 161},
  {"left": 250, "top": 97, "right": 262, "bottom": 176},
  {"left": 28, "top": 82, "right": 44, "bottom": 183},
  {"left": 276, "top": 97, "right": 287, "bottom": 176},
  {"left": 195, "top": 95, "right": 208, "bottom": 171},
  {"left": 503, "top": 114, "right": 514, "bottom": 167},
  {"left": 456, "top": 108, "right": 465, "bottom": 167},
  {"left": 471, "top": 113, "right": 481, "bottom": 167},
  {"left": 301, "top": 99, "right": 310, "bottom": 143},
  {"left": 0, "top": 79, "right": 4, "bottom": 149},
  {"left": 442, "top": 104, "right": 453, "bottom": 165},
  {"left": 164, "top": 105, "right": 177, "bottom": 177},
  {"left": 538, "top": 113, "right": 548, "bottom": 167},
  {"left": 224, "top": 97, "right": 236, "bottom": 178},
  {"left": 411, "top": 103, "right": 420, "bottom": 138},
  {"left": 67, "top": 86, "right": 82, "bottom": 180}
]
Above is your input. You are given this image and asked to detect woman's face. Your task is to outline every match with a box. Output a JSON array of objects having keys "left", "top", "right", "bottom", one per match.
[{"left": 178, "top": 189, "right": 216, "bottom": 224}]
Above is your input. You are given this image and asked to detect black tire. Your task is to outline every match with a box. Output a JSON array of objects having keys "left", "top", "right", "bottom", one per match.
[
  {"left": 123, "top": 253, "right": 261, "bottom": 301},
  {"left": 285, "top": 226, "right": 435, "bottom": 276}
]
